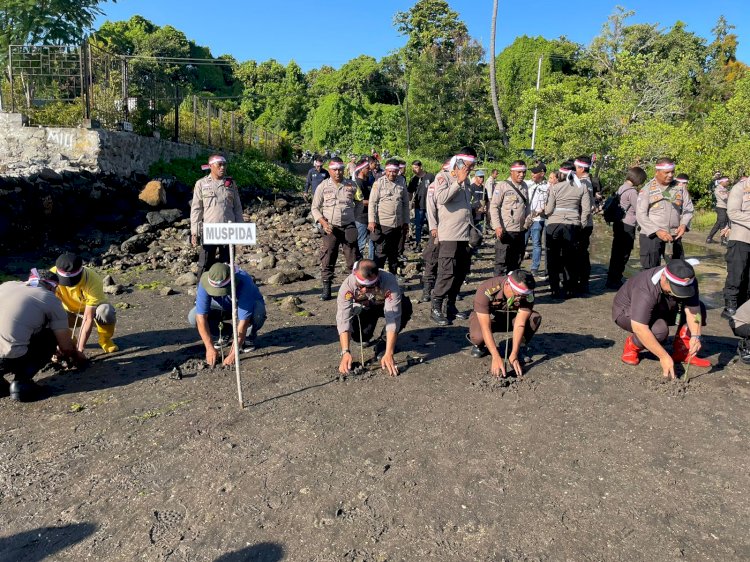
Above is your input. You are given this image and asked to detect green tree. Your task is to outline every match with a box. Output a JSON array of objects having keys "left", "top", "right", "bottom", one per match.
[{"left": 394, "top": 0, "right": 467, "bottom": 64}]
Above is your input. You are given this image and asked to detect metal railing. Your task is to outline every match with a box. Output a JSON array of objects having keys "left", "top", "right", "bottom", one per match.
[{"left": 2, "top": 41, "right": 282, "bottom": 158}]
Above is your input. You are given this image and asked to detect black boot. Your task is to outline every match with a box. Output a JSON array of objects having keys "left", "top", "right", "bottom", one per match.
[
  {"left": 9, "top": 380, "right": 41, "bottom": 402},
  {"left": 418, "top": 282, "right": 432, "bottom": 303},
  {"left": 431, "top": 298, "right": 449, "bottom": 326},
  {"left": 446, "top": 299, "right": 470, "bottom": 320},
  {"left": 721, "top": 298, "right": 737, "bottom": 320},
  {"left": 320, "top": 281, "right": 332, "bottom": 301},
  {"left": 738, "top": 338, "right": 750, "bottom": 365},
  {"left": 706, "top": 236, "right": 715, "bottom": 244}
]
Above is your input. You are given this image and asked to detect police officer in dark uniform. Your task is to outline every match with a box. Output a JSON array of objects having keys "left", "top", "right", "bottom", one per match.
[
  {"left": 311, "top": 157, "right": 362, "bottom": 300},
  {"left": 305, "top": 155, "right": 330, "bottom": 198}
]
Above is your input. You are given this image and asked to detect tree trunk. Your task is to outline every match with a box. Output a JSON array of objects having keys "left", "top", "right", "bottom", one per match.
[{"left": 489, "top": 0, "right": 508, "bottom": 147}]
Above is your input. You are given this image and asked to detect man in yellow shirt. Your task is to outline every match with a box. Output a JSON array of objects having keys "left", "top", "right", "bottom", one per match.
[{"left": 51, "top": 252, "right": 119, "bottom": 353}]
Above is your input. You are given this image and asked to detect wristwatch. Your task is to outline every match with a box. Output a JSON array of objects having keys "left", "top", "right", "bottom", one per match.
[{"left": 340, "top": 349, "right": 351, "bottom": 357}]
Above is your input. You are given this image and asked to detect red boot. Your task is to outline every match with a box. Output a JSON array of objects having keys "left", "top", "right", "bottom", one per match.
[
  {"left": 621, "top": 336, "right": 643, "bottom": 365},
  {"left": 672, "top": 325, "right": 711, "bottom": 367}
]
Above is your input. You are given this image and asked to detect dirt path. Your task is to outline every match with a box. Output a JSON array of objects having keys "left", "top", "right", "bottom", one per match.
[{"left": 1, "top": 227, "right": 749, "bottom": 562}]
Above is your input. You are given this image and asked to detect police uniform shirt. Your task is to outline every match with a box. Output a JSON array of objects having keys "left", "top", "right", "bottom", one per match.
[
  {"left": 369, "top": 176, "right": 410, "bottom": 228},
  {"left": 336, "top": 271, "right": 403, "bottom": 334},
  {"left": 426, "top": 180, "right": 439, "bottom": 231},
  {"left": 635, "top": 179, "right": 694, "bottom": 236},
  {"left": 580, "top": 176, "right": 595, "bottom": 228},
  {"left": 727, "top": 178, "right": 750, "bottom": 244},
  {"left": 311, "top": 178, "right": 360, "bottom": 227},
  {"left": 490, "top": 179, "right": 530, "bottom": 232},
  {"left": 715, "top": 183, "right": 730, "bottom": 209},
  {"left": 434, "top": 170, "right": 472, "bottom": 242},
  {"left": 545, "top": 179, "right": 591, "bottom": 226},
  {"left": 190, "top": 176, "right": 244, "bottom": 237}
]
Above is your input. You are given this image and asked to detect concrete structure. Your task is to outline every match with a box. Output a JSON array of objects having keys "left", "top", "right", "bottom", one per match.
[{"left": 0, "top": 113, "right": 203, "bottom": 178}]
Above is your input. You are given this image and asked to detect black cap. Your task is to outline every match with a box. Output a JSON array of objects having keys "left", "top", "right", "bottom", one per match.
[
  {"left": 530, "top": 163, "right": 547, "bottom": 173},
  {"left": 55, "top": 252, "right": 83, "bottom": 287},
  {"left": 664, "top": 259, "right": 696, "bottom": 299}
]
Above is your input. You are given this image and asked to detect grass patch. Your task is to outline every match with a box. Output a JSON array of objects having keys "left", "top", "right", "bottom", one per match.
[
  {"left": 133, "top": 400, "right": 191, "bottom": 422},
  {"left": 135, "top": 281, "right": 163, "bottom": 291},
  {"left": 69, "top": 403, "right": 85, "bottom": 413},
  {"left": 294, "top": 310, "right": 312, "bottom": 317},
  {"left": 691, "top": 210, "right": 717, "bottom": 231}
]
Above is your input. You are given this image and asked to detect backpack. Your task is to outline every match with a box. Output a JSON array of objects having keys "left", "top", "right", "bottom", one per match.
[{"left": 602, "top": 188, "right": 634, "bottom": 224}]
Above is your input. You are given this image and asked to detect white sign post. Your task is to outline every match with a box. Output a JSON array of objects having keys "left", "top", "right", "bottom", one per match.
[{"left": 202, "top": 222, "right": 257, "bottom": 409}]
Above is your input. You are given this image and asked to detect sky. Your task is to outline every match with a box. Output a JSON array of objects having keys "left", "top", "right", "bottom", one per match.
[{"left": 93, "top": 0, "right": 749, "bottom": 70}]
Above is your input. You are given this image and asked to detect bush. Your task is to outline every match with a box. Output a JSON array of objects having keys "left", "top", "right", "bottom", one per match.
[{"left": 149, "top": 152, "right": 304, "bottom": 194}]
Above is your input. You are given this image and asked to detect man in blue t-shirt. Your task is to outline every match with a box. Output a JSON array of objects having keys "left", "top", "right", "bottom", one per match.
[{"left": 187, "top": 263, "right": 266, "bottom": 366}]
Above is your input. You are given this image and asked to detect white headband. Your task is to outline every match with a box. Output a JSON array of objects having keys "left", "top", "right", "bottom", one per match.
[
  {"left": 574, "top": 160, "right": 590, "bottom": 169},
  {"left": 329, "top": 162, "right": 345, "bottom": 170},
  {"left": 510, "top": 165, "right": 527, "bottom": 172},
  {"left": 56, "top": 266, "right": 83, "bottom": 278},
  {"left": 355, "top": 162, "right": 369, "bottom": 173},
  {"left": 208, "top": 156, "right": 226, "bottom": 165},
  {"left": 385, "top": 164, "right": 400, "bottom": 171},
  {"left": 448, "top": 154, "right": 477, "bottom": 170},
  {"left": 655, "top": 163, "right": 676, "bottom": 171},
  {"left": 507, "top": 273, "right": 532, "bottom": 295},
  {"left": 664, "top": 267, "right": 694, "bottom": 286},
  {"left": 208, "top": 276, "right": 231, "bottom": 288}
]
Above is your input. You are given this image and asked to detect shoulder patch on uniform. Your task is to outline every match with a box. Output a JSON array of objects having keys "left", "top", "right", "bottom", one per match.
[{"left": 345, "top": 291, "right": 353, "bottom": 301}]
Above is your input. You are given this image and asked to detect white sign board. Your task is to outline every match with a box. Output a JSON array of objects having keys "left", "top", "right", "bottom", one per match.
[{"left": 202, "top": 223, "right": 257, "bottom": 245}]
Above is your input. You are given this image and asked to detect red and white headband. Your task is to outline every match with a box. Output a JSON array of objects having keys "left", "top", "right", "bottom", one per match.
[
  {"left": 507, "top": 273, "right": 532, "bottom": 295},
  {"left": 208, "top": 276, "right": 231, "bottom": 289},
  {"left": 676, "top": 178, "right": 688, "bottom": 185},
  {"left": 655, "top": 162, "right": 676, "bottom": 171},
  {"left": 664, "top": 267, "right": 694, "bottom": 287},
  {"left": 718, "top": 176, "right": 729, "bottom": 182},
  {"left": 352, "top": 262, "right": 379, "bottom": 286},
  {"left": 329, "top": 162, "right": 345, "bottom": 170},
  {"left": 574, "top": 160, "right": 590, "bottom": 169},
  {"left": 57, "top": 265, "right": 83, "bottom": 278},
  {"left": 355, "top": 161, "right": 369, "bottom": 173},
  {"left": 385, "top": 164, "right": 400, "bottom": 171},
  {"left": 559, "top": 166, "right": 572, "bottom": 174},
  {"left": 510, "top": 164, "right": 527, "bottom": 172},
  {"left": 398, "top": 163, "right": 406, "bottom": 168},
  {"left": 208, "top": 156, "right": 226, "bottom": 165}
]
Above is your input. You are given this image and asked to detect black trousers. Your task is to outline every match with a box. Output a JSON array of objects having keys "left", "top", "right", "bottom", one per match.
[
  {"left": 433, "top": 241, "right": 471, "bottom": 301},
  {"left": 607, "top": 222, "right": 636, "bottom": 284},
  {"left": 494, "top": 230, "right": 525, "bottom": 276},
  {"left": 351, "top": 297, "right": 413, "bottom": 342},
  {"left": 724, "top": 240, "right": 750, "bottom": 307},
  {"left": 707, "top": 208, "right": 729, "bottom": 240},
  {"left": 372, "top": 225, "right": 403, "bottom": 274},
  {"left": 546, "top": 223, "right": 578, "bottom": 293},
  {"left": 575, "top": 225, "right": 593, "bottom": 290},
  {"left": 0, "top": 328, "right": 58, "bottom": 382},
  {"left": 320, "top": 224, "right": 361, "bottom": 283},
  {"left": 639, "top": 233, "right": 684, "bottom": 269},
  {"left": 615, "top": 301, "right": 707, "bottom": 347},
  {"left": 197, "top": 244, "right": 230, "bottom": 281},
  {"left": 422, "top": 234, "right": 439, "bottom": 286}
]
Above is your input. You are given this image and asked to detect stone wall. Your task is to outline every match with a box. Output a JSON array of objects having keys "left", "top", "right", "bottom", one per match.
[{"left": 0, "top": 113, "right": 203, "bottom": 178}]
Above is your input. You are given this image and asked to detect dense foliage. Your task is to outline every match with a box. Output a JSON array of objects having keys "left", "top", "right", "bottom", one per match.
[
  {"left": 149, "top": 151, "right": 303, "bottom": 194},
  {"left": 3, "top": 0, "right": 748, "bottom": 204}
]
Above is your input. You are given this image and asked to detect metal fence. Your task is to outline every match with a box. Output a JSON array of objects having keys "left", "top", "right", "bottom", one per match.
[{"left": 2, "top": 41, "right": 282, "bottom": 158}]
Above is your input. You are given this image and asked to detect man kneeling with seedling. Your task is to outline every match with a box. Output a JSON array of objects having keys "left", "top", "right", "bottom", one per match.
[
  {"left": 337, "top": 260, "right": 412, "bottom": 377},
  {"left": 467, "top": 270, "right": 541, "bottom": 378},
  {"left": 612, "top": 259, "right": 710, "bottom": 379},
  {"left": 188, "top": 263, "right": 266, "bottom": 367}
]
